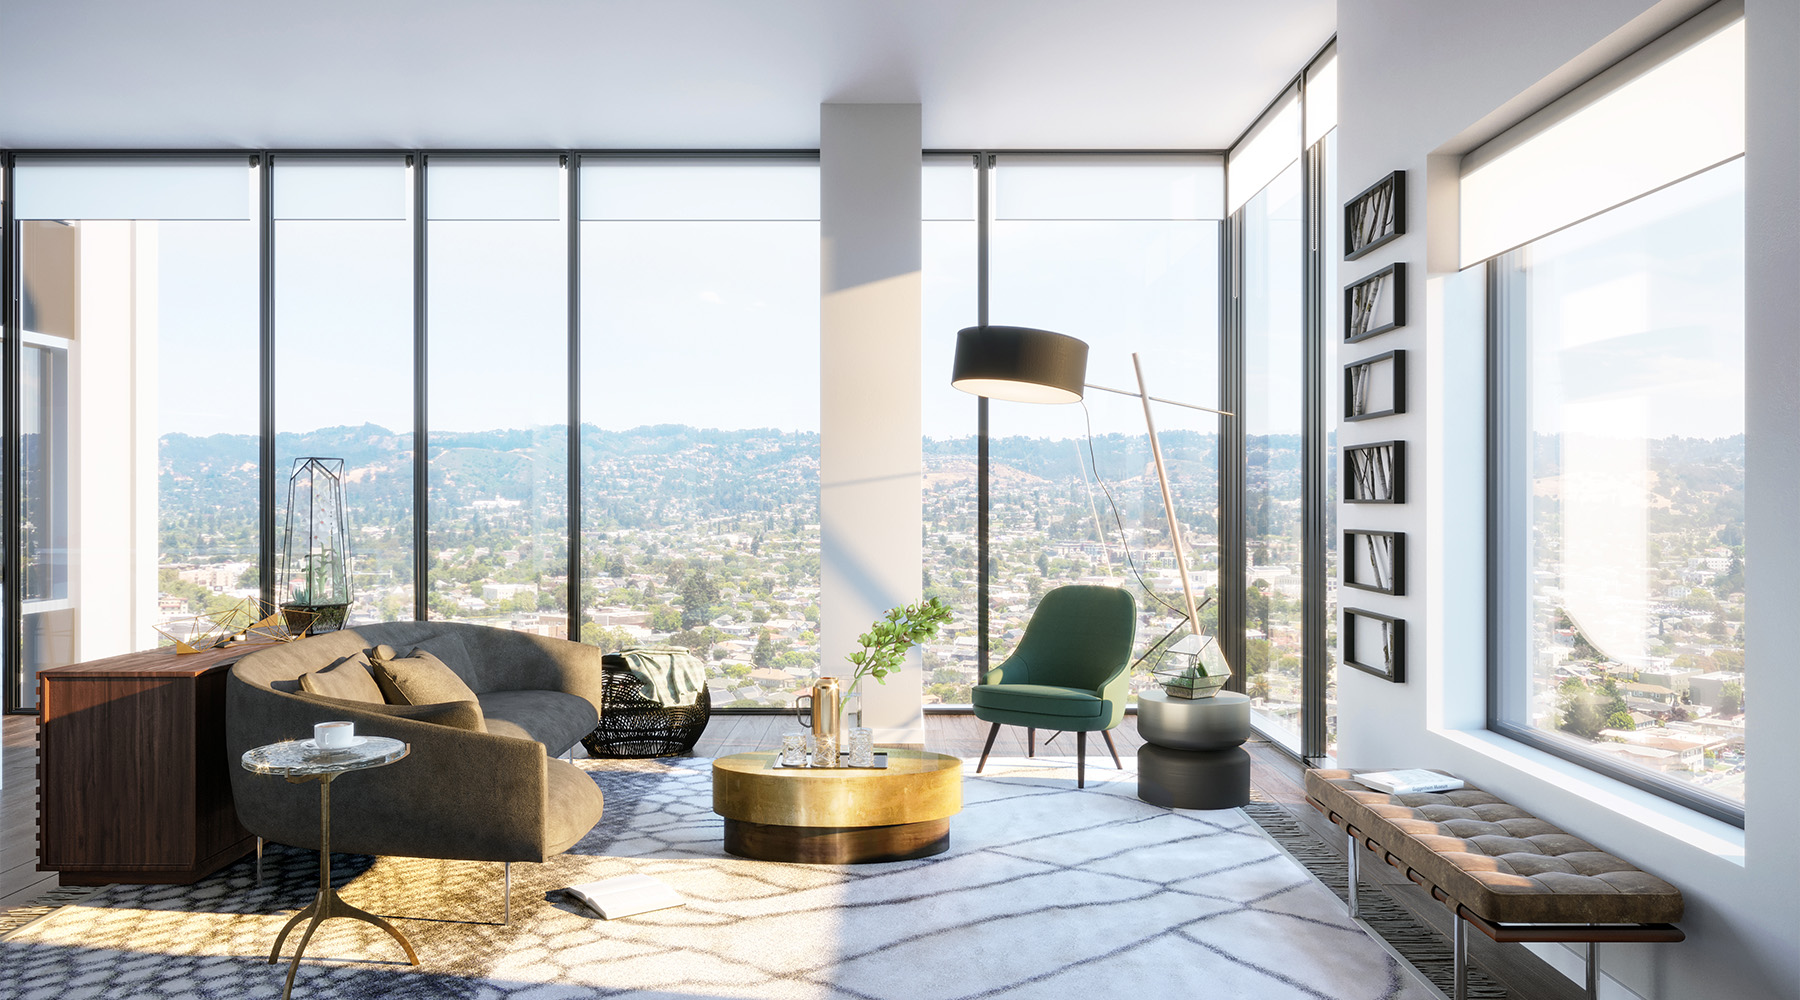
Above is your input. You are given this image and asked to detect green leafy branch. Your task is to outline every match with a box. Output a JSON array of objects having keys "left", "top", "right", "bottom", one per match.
[{"left": 842, "top": 597, "right": 953, "bottom": 717}]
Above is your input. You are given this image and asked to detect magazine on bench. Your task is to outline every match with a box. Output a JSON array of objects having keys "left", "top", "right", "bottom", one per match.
[
  {"left": 559, "top": 874, "right": 685, "bottom": 919},
  {"left": 1352, "top": 769, "right": 1465, "bottom": 795}
]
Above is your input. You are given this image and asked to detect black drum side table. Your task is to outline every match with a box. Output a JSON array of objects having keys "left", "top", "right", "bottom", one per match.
[
  {"left": 581, "top": 654, "right": 713, "bottom": 758},
  {"left": 1135, "top": 689, "right": 1252, "bottom": 810}
]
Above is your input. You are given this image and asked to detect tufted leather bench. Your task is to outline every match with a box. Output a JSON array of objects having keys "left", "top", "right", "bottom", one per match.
[{"left": 1306, "top": 769, "right": 1683, "bottom": 1000}]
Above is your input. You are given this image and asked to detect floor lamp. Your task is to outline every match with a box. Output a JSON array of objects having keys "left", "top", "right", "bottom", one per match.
[{"left": 951, "top": 324, "right": 1233, "bottom": 696}]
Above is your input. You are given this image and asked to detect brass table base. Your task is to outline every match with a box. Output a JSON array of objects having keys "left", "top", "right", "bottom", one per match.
[
  {"left": 724, "top": 817, "right": 951, "bottom": 864},
  {"left": 270, "top": 771, "right": 419, "bottom": 1000}
]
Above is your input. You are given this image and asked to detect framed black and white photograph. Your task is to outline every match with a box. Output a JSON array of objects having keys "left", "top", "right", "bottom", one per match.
[
  {"left": 1344, "top": 350, "right": 1406, "bottom": 422},
  {"left": 1344, "top": 262, "right": 1406, "bottom": 343},
  {"left": 1344, "top": 529, "right": 1404, "bottom": 595},
  {"left": 1344, "top": 441, "right": 1404, "bottom": 504},
  {"left": 1343, "top": 608, "right": 1405, "bottom": 682},
  {"left": 1344, "top": 170, "right": 1405, "bottom": 260}
]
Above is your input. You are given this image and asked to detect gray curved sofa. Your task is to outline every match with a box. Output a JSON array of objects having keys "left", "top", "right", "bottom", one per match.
[{"left": 226, "top": 621, "right": 605, "bottom": 864}]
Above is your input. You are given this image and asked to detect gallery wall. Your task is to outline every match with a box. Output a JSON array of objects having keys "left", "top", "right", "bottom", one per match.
[{"left": 1335, "top": 1, "right": 1799, "bottom": 997}]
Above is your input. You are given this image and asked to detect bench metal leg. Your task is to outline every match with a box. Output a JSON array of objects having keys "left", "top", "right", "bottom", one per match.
[
  {"left": 1346, "top": 831, "right": 1360, "bottom": 919},
  {"left": 1453, "top": 918, "right": 1468, "bottom": 1000},
  {"left": 1586, "top": 941, "right": 1598, "bottom": 1000}
]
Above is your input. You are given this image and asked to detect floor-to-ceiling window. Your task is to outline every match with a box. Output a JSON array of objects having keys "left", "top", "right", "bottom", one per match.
[
  {"left": 11, "top": 157, "right": 260, "bottom": 708},
  {"left": 1224, "top": 43, "right": 1339, "bottom": 760},
  {"left": 984, "top": 156, "right": 1224, "bottom": 700},
  {"left": 272, "top": 157, "right": 416, "bottom": 625},
  {"left": 578, "top": 157, "right": 820, "bottom": 708},
  {"left": 919, "top": 156, "right": 981, "bottom": 704},
  {"left": 424, "top": 158, "right": 568, "bottom": 629},
  {"left": 1308, "top": 50, "right": 1342, "bottom": 757},
  {"left": 1233, "top": 94, "right": 1306, "bottom": 751}
]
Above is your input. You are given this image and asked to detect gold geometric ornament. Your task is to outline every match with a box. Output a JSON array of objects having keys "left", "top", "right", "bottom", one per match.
[{"left": 155, "top": 598, "right": 315, "bottom": 654}]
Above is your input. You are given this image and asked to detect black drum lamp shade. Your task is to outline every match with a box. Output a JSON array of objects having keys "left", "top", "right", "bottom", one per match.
[{"left": 950, "top": 326, "right": 1089, "bottom": 404}]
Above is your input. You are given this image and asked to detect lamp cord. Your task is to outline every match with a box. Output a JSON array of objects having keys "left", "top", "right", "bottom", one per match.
[{"left": 1078, "top": 400, "right": 1208, "bottom": 672}]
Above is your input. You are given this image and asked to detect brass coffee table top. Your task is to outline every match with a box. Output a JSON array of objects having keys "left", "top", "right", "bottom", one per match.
[{"left": 711, "top": 749, "right": 962, "bottom": 829}]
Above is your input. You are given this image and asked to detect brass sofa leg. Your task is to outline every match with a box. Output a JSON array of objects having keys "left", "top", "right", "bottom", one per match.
[{"left": 256, "top": 837, "right": 264, "bottom": 888}]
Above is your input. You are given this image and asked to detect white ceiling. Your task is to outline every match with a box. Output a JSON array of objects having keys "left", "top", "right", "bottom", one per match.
[{"left": 0, "top": 0, "right": 1334, "bottom": 151}]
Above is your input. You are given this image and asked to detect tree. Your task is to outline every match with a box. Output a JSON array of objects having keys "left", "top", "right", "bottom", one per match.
[
  {"left": 753, "top": 629, "right": 775, "bottom": 669},
  {"left": 1605, "top": 710, "right": 1636, "bottom": 732},
  {"left": 1557, "top": 678, "right": 1605, "bottom": 740},
  {"left": 680, "top": 568, "right": 720, "bottom": 628},
  {"left": 650, "top": 604, "right": 681, "bottom": 632},
  {"left": 1719, "top": 681, "right": 1744, "bottom": 716}
]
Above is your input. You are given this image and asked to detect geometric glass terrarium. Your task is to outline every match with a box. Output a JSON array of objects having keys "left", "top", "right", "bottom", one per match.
[
  {"left": 1141, "top": 623, "right": 1233, "bottom": 700},
  {"left": 280, "top": 457, "right": 352, "bottom": 635}
]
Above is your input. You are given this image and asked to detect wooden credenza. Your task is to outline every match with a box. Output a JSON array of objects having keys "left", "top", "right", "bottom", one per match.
[{"left": 37, "top": 645, "right": 256, "bottom": 885}]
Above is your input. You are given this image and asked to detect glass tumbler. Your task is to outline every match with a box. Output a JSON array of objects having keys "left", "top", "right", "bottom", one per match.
[
  {"left": 779, "top": 730, "right": 808, "bottom": 767},
  {"left": 848, "top": 727, "right": 875, "bottom": 767}
]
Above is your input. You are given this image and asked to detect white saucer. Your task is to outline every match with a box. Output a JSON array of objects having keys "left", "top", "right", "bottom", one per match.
[{"left": 302, "top": 736, "right": 368, "bottom": 751}]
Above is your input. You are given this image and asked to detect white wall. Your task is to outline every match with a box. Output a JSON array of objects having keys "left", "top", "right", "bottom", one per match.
[
  {"left": 1336, "top": 1, "right": 1799, "bottom": 998},
  {"left": 819, "top": 104, "right": 926, "bottom": 746}
]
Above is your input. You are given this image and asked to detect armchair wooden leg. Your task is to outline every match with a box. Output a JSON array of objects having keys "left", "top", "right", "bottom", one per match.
[
  {"left": 1028, "top": 728, "right": 1035, "bottom": 758},
  {"left": 977, "top": 722, "right": 1002, "bottom": 774},
  {"left": 1101, "top": 730, "right": 1122, "bottom": 769},
  {"left": 1077, "top": 731, "right": 1087, "bottom": 788}
]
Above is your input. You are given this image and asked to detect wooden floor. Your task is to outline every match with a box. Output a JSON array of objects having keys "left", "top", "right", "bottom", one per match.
[{"left": 2, "top": 709, "right": 1579, "bottom": 997}]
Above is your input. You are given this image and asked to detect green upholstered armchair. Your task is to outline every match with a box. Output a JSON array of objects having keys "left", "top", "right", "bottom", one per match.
[{"left": 971, "top": 585, "right": 1136, "bottom": 788}]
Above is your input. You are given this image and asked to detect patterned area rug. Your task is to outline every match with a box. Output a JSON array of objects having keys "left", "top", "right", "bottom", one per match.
[{"left": 1, "top": 756, "right": 1436, "bottom": 1000}]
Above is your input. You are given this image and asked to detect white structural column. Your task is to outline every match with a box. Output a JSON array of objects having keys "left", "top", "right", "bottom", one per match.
[{"left": 819, "top": 103, "right": 925, "bottom": 746}]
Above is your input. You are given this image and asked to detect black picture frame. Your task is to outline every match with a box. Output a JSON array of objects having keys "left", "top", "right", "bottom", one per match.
[
  {"left": 1344, "top": 529, "right": 1405, "bottom": 595},
  {"left": 1344, "top": 440, "right": 1405, "bottom": 504},
  {"left": 1344, "top": 349, "right": 1406, "bottom": 422},
  {"left": 1344, "top": 262, "right": 1406, "bottom": 343},
  {"left": 1344, "top": 170, "right": 1405, "bottom": 261},
  {"left": 1343, "top": 608, "right": 1405, "bottom": 682}
]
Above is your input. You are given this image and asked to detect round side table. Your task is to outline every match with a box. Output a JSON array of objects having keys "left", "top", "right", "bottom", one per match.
[
  {"left": 1135, "top": 689, "right": 1252, "bottom": 809},
  {"left": 242, "top": 736, "right": 415, "bottom": 1000}
]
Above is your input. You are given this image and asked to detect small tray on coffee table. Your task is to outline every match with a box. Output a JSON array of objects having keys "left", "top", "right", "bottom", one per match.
[{"left": 773, "top": 750, "right": 888, "bottom": 769}]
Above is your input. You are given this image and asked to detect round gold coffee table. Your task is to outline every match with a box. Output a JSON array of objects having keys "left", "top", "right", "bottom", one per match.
[{"left": 712, "top": 749, "right": 962, "bottom": 863}]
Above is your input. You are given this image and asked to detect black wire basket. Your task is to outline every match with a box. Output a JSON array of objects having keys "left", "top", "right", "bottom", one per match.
[{"left": 580, "top": 655, "right": 713, "bottom": 758}]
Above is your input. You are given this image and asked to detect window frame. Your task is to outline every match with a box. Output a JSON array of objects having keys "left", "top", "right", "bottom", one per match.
[{"left": 1483, "top": 169, "right": 1747, "bottom": 828}]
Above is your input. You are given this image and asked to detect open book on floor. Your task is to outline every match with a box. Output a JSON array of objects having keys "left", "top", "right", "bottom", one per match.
[
  {"left": 559, "top": 874, "right": 685, "bottom": 920},
  {"left": 1351, "top": 769, "right": 1465, "bottom": 795}
]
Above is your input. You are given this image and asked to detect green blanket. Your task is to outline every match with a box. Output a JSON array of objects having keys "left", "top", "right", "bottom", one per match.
[{"left": 619, "top": 647, "right": 708, "bottom": 707}]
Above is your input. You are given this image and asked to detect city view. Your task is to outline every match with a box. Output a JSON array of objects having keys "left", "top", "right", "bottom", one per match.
[
  {"left": 154, "top": 422, "right": 1243, "bottom": 712},
  {"left": 1522, "top": 432, "right": 1747, "bottom": 802}
]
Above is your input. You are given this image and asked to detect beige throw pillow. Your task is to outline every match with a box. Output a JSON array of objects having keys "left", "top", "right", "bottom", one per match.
[
  {"left": 369, "top": 648, "right": 480, "bottom": 707},
  {"left": 299, "top": 692, "right": 486, "bottom": 733},
  {"left": 297, "top": 653, "right": 385, "bottom": 704}
]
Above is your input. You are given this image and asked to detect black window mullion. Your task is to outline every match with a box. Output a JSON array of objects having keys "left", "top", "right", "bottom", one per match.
[
  {"left": 566, "top": 154, "right": 582, "bottom": 641},
  {"left": 412, "top": 154, "right": 429, "bottom": 621},
  {"left": 258, "top": 154, "right": 276, "bottom": 611},
  {"left": 2, "top": 154, "right": 20, "bottom": 713}
]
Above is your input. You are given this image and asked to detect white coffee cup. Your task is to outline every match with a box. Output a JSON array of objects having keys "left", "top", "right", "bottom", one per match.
[{"left": 314, "top": 721, "right": 355, "bottom": 748}]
